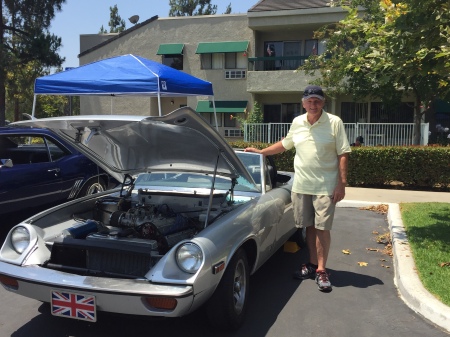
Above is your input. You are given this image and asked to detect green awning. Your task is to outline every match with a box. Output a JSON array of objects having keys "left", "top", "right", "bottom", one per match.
[
  {"left": 157, "top": 43, "right": 184, "bottom": 55},
  {"left": 195, "top": 41, "right": 249, "bottom": 54},
  {"left": 196, "top": 101, "right": 248, "bottom": 113}
]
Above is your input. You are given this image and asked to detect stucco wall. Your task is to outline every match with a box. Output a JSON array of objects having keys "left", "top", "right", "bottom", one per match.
[{"left": 79, "top": 15, "right": 253, "bottom": 117}]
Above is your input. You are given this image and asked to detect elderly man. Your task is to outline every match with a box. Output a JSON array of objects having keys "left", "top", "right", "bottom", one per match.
[{"left": 245, "top": 85, "right": 351, "bottom": 292}]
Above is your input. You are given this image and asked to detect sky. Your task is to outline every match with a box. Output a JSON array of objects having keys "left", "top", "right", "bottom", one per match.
[{"left": 50, "top": 0, "right": 258, "bottom": 69}]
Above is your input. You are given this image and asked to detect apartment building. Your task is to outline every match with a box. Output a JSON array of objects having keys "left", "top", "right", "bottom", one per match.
[{"left": 78, "top": 0, "right": 419, "bottom": 140}]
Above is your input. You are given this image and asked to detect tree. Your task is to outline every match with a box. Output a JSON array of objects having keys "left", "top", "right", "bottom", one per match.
[
  {"left": 4, "top": 61, "right": 77, "bottom": 122},
  {"left": 169, "top": 0, "right": 217, "bottom": 16},
  {"left": 224, "top": 3, "right": 232, "bottom": 14},
  {"left": 108, "top": 4, "right": 126, "bottom": 33},
  {"left": 231, "top": 101, "right": 263, "bottom": 142},
  {"left": 0, "top": 0, "right": 65, "bottom": 126},
  {"left": 302, "top": 0, "right": 450, "bottom": 145},
  {"left": 99, "top": 5, "right": 126, "bottom": 33},
  {"left": 6, "top": 60, "right": 44, "bottom": 121}
]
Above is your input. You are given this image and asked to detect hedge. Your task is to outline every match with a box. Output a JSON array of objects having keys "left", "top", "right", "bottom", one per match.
[{"left": 229, "top": 141, "right": 450, "bottom": 190}]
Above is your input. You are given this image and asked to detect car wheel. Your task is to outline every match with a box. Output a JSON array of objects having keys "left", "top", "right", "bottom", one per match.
[
  {"left": 78, "top": 178, "right": 106, "bottom": 197},
  {"left": 206, "top": 248, "right": 249, "bottom": 331}
]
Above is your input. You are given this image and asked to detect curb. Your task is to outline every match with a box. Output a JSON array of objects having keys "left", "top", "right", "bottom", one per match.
[
  {"left": 338, "top": 200, "right": 450, "bottom": 333},
  {"left": 388, "top": 203, "right": 450, "bottom": 333}
]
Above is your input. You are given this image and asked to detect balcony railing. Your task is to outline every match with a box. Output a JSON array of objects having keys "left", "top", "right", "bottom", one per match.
[
  {"left": 248, "top": 56, "right": 309, "bottom": 71},
  {"left": 243, "top": 122, "right": 430, "bottom": 146}
]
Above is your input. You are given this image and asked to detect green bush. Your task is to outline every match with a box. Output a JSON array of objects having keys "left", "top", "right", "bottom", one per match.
[{"left": 228, "top": 141, "right": 450, "bottom": 190}]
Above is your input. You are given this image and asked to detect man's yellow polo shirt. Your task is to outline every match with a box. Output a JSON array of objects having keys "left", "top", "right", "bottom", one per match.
[{"left": 281, "top": 111, "right": 351, "bottom": 195}]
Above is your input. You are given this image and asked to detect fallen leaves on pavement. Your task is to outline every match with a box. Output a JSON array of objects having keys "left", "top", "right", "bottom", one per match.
[
  {"left": 358, "top": 262, "right": 368, "bottom": 266},
  {"left": 342, "top": 249, "right": 351, "bottom": 255},
  {"left": 366, "top": 248, "right": 379, "bottom": 252},
  {"left": 359, "top": 204, "right": 389, "bottom": 214}
]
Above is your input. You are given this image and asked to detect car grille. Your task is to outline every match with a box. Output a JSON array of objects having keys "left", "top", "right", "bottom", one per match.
[{"left": 46, "top": 237, "right": 158, "bottom": 278}]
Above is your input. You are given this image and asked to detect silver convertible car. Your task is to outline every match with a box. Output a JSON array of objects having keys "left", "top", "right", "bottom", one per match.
[{"left": 0, "top": 108, "right": 295, "bottom": 330}]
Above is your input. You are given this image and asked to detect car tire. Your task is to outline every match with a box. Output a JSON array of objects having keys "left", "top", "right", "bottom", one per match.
[
  {"left": 206, "top": 248, "right": 249, "bottom": 331},
  {"left": 78, "top": 177, "right": 106, "bottom": 197}
]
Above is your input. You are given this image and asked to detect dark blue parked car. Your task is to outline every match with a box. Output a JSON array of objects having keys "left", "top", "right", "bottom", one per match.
[{"left": 0, "top": 126, "right": 111, "bottom": 217}]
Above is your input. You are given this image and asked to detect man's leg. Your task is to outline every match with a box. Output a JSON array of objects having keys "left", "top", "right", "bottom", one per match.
[
  {"left": 312, "top": 196, "right": 334, "bottom": 292},
  {"left": 292, "top": 194, "right": 317, "bottom": 279},
  {"left": 306, "top": 226, "right": 318, "bottom": 265},
  {"left": 315, "top": 229, "right": 331, "bottom": 271}
]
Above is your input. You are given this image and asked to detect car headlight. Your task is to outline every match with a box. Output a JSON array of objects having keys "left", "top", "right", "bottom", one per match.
[
  {"left": 176, "top": 243, "right": 203, "bottom": 274},
  {"left": 10, "top": 226, "right": 31, "bottom": 254}
]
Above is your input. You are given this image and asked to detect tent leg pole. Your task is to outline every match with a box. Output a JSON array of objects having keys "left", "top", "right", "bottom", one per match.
[
  {"left": 212, "top": 97, "right": 218, "bottom": 132},
  {"left": 158, "top": 94, "right": 162, "bottom": 116},
  {"left": 32, "top": 95, "right": 37, "bottom": 118}
]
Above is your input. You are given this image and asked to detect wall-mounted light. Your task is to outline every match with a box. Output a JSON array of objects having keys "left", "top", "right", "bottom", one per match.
[{"left": 170, "top": 99, "right": 174, "bottom": 105}]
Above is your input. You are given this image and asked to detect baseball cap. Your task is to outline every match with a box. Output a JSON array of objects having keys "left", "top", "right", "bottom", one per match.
[{"left": 302, "top": 85, "right": 325, "bottom": 101}]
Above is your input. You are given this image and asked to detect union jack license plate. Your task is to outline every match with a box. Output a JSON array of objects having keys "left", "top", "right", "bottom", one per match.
[{"left": 51, "top": 290, "right": 97, "bottom": 322}]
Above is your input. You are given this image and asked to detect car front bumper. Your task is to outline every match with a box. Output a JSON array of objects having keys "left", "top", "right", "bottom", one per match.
[{"left": 0, "top": 262, "right": 194, "bottom": 317}]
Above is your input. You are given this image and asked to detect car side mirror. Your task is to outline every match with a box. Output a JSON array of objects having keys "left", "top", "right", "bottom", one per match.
[{"left": 0, "top": 158, "right": 13, "bottom": 168}]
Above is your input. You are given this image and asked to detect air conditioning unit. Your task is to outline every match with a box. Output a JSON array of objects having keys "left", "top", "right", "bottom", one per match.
[{"left": 225, "top": 70, "right": 246, "bottom": 79}]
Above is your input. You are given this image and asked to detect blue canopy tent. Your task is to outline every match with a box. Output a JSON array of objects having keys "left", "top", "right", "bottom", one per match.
[{"left": 32, "top": 54, "right": 216, "bottom": 123}]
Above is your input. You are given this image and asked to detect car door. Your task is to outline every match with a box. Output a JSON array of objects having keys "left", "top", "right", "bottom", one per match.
[{"left": 0, "top": 135, "right": 64, "bottom": 214}]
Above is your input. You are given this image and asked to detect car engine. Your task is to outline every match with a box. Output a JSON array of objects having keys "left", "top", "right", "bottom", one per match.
[{"left": 46, "top": 188, "right": 235, "bottom": 279}]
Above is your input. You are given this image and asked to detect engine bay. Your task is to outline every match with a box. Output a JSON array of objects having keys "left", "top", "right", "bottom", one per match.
[{"left": 44, "top": 187, "right": 247, "bottom": 278}]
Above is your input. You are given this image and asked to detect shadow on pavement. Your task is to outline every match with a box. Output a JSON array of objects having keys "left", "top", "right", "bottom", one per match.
[{"left": 328, "top": 269, "right": 384, "bottom": 288}]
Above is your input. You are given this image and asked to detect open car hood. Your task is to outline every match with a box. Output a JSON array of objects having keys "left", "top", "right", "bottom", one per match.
[{"left": 12, "top": 107, "right": 254, "bottom": 184}]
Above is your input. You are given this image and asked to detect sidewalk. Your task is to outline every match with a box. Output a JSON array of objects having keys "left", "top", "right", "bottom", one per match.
[
  {"left": 346, "top": 186, "right": 450, "bottom": 203},
  {"left": 341, "top": 187, "right": 450, "bottom": 333}
]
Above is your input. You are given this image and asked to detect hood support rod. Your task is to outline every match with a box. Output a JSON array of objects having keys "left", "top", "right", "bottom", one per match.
[{"left": 204, "top": 150, "right": 222, "bottom": 228}]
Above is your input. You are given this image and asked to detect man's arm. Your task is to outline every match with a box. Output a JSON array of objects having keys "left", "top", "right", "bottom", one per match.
[
  {"left": 245, "top": 140, "right": 286, "bottom": 156},
  {"left": 332, "top": 153, "right": 349, "bottom": 203}
]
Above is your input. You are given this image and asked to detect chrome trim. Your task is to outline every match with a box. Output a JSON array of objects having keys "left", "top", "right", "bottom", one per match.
[
  {"left": 68, "top": 179, "right": 83, "bottom": 199},
  {"left": 0, "top": 262, "right": 193, "bottom": 297},
  {"left": 0, "top": 262, "right": 195, "bottom": 317}
]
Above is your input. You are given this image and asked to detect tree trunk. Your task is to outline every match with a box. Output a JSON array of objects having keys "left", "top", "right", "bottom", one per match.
[
  {"left": 413, "top": 96, "right": 422, "bottom": 145},
  {"left": 0, "top": 0, "right": 6, "bottom": 126},
  {"left": 14, "top": 96, "right": 20, "bottom": 122}
]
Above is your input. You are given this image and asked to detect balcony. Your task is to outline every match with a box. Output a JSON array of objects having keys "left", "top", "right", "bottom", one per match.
[
  {"left": 247, "top": 56, "right": 318, "bottom": 93},
  {"left": 248, "top": 56, "right": 309, "bottom": 72}
]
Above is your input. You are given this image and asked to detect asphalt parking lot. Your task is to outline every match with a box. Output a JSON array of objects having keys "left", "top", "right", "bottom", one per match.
[{"left": 0, "top": 206, "right": 448, "bottom": 337}]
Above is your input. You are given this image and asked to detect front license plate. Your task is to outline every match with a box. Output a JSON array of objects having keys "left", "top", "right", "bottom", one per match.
[{"left": 51, "top": 290, "right": 97, "bottom": 322}]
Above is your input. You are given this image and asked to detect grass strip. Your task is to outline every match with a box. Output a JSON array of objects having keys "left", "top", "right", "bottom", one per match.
[{"left": 400, "top": 202, "right": 450, "bottom": 306}]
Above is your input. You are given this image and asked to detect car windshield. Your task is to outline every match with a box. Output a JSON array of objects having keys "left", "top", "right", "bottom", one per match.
[
  {"left": 134, "top": 172, "right": 259, "bottom": 193},
  {"left": 133, "top": 152, "right": 263, "bottom": 193}
]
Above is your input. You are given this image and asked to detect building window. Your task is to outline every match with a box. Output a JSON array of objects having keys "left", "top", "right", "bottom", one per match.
[
  {"left": 341, "top": 102, "right": 369, "bottom": 123},
  {"left": 201, "top": 53, "right": 223, "bottom": 69},
  {"left": 264, "top": 42, "right": 282, "bottom": 70},
  {"left": 201, "top": 113, "right": 222, "bottom": 127},
  {"left": 305, "top": 39, "right": 319, "bottom": 56},
  {"left": 283, "top": 41, "right": 302, "bottom": 69},
  {"left": 225, "top": 53, "right": 236, "bottom": 69},
  {"left": 224, "top": 114, "right": 238, "bottom": 127},
  {"left": 370, "top": 102, "right": 414, "bottom": 123},
  {"left": 263, "top": 103, "right": 301, "bottom": 123},
  {"left": 201, "top": 54, "right": 212, "bottom": 69},
  {"left": 162, "top": 54, "right": 183, "bottom": 70},
  {"left": 225, "top": 129, "right": 244, "bottom": 137}
]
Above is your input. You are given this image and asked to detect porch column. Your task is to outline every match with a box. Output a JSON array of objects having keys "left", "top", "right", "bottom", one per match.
[{"left": 330, "top": 97, "right": 337, "bottom": 116}]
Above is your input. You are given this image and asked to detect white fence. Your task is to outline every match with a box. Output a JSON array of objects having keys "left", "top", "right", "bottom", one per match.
[{"left": 243, "top": 122, "right": 430, "bottom": 146}]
